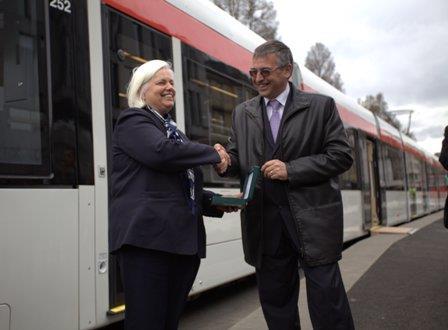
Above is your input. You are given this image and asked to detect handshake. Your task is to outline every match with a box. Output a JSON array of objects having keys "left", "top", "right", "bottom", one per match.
[
  {"left": 213, "top": 143, "right": 231, "bottom": 174},
  {"left": 212, "top": 143, "right": 288, "bottom": 180}
]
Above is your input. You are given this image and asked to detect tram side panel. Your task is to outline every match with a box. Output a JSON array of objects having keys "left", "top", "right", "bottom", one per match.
[{"left": 0, "top": 190, "right": 80, "bottom": 330}]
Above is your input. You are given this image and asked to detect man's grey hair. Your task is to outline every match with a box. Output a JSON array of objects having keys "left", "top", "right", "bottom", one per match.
[{"left": 253, "top": 40, "right": 293, "bottom": 67}]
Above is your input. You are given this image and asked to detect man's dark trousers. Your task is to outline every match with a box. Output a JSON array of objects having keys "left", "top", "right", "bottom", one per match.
[{"left": 257, "top": 215, "right": 354, "bottom": 330}]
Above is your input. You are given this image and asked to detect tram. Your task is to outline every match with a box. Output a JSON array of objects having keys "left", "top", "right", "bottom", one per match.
[{"left": 0, "top": 0, "right": 445, "bottom": 329}]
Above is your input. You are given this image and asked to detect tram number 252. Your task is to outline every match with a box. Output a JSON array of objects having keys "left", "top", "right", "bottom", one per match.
[{"left": 49, "top": 0, "right": 72, "bottom": 14}]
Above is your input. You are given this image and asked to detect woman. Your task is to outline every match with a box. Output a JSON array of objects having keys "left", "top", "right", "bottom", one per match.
[{"left": 109, "top": 60, "right": 231, "bottom": 329}]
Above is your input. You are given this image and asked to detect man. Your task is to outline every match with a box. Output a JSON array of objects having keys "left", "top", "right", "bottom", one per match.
[
  {"left": 439, "top": 125, "right": 448, "bottom": 228},
  {"left": 215, "top": 40, "right": 355, "bottom": 329}
]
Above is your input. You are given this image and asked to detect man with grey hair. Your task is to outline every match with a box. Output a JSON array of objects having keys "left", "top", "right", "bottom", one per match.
[{"left": 216, "top": 40, "right": 355, "bottom": 329}]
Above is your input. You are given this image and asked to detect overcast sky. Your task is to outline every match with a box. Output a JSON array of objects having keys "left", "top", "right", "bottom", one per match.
[{"left": 274, "top": 0, "right": 448, "bottom": 154}]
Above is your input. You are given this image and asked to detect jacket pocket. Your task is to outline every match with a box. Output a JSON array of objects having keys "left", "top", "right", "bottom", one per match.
[
  {"left": 133, "top": 192, "right": 191, "bottom": 238},
  {"left": 296, "top": 202, "right": 343, "bottom": 263}
]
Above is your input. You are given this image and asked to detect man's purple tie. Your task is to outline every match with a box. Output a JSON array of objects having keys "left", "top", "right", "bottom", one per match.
[{"left": 268, "top": 99, "right": 281, "bottom": 142}]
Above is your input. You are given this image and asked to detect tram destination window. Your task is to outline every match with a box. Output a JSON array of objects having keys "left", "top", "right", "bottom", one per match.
[{"left": 0, "top": 1, "right": 51, "bottom": 177}]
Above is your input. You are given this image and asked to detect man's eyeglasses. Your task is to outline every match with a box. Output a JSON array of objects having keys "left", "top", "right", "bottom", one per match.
[{"left": 249, "top": 66, "right": 282, "bottom": 79}]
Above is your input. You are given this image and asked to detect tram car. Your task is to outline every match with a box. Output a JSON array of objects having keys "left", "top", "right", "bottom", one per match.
[{"left": 0, "top": 0, "right": 445, "bottom": 329}]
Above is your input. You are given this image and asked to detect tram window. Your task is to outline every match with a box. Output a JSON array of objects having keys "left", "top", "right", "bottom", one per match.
[
  {"left": 427, "top": 165, "right": 436, "bottom": 190},
  {"left": 182, "top": 44, "right": 257, "bottom": 186},
  {"left": 0, "top": 1, "right": 51, "bottom": 177},
  {"left": 339, "top": 129, "right": 359, "bottom": 189},
  {"left": 413, "top": 156, "right": 424, "bottom": 191},
  {"left": 442, "top": 170, "right": 448, "bottom": 187},
  {"left": 185, "top": 60, "right": 238, "bottom": 143},
  {"left": 406, "top": 153, "right": 425, "bottom": 191},
  {"left": 107, "top": 9, "right": 172, "bottom": 126},
  {"left": 382, "top": 144, "right": 405, "bottom": 190}
]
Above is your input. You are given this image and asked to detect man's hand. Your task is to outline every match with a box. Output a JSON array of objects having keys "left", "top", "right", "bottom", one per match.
[
  {"left": 261, "top": 159, "right": 288, "bottom": 181},
  {"left": 214, "top": 143, "right": 231, "bottom": 174}
]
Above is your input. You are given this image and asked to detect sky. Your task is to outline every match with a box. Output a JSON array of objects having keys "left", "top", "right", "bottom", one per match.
[{"left": 274, "top": 0, "right": 448, "bottom": 154}]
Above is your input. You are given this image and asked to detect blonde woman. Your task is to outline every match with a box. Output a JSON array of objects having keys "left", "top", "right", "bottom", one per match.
[{"left": 109, "top": 60, "right": 231, "bottom": 329}]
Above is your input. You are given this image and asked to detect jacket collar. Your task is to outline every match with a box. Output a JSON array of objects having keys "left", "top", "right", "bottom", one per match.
[
  {"left": 139, "top": 106, "right": 190, "bottom": 141},
  {"left": 282, "top": 83, "right": 310, "bottom": 121},
  {"left": 244, "top": 96, "right": 264, "bottom": 130},
  {"left": 132, "top": 106, "right": 166, "bottom": 132}
]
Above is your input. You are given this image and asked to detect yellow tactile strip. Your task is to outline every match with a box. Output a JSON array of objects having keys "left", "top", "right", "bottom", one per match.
[{"left": 370, "top": 226, "right": 418, "bottom": 235}]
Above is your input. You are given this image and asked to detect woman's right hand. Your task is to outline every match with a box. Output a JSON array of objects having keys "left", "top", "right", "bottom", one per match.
[{"left": 214, "top": 143, "right": 231, "bottom": 174}]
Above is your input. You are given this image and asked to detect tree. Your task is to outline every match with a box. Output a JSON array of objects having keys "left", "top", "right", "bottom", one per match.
[
  {"left": 213, "top": 0, "right": 278, "bottom": 40},
  {"left": 305, "top": 42, "right": 345, "bottom": 92},
  {"left": 359, "top": 93, "right": 412, "bottom": 136},
  {"left": 407, "top": 131, "right": 417, "bottom": 140},
  {"left": 359, "top": 93, "right": 389, "bottom": 117}
]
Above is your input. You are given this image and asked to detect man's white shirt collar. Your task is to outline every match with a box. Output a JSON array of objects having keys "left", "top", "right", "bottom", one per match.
[{"left": 264, "top": 83, "right": 290, "bottom": 119}]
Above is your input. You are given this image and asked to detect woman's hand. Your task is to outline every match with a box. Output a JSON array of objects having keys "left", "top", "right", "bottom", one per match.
[
  {"left": 215, "top": 192, "right": 243, "bottom": 213},
  {"left": 216, "top": 205, "right": 241, "bottom": 213},
  {"left": 214, "top": 143, "right": 231, "bottom": 174}
]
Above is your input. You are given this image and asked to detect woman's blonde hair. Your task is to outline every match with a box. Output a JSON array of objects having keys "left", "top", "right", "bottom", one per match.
[{"left": 126, "top": 60, "right": 172, "bottom": 108}]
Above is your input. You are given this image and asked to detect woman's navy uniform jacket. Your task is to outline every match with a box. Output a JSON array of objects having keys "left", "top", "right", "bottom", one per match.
[{"left": 109, "top": 107, "right": 222, "bottom": 257}]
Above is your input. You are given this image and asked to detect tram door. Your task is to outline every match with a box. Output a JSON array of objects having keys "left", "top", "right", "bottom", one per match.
[
  {"left": 366, "top": 140, "right": 380, "bottom": 226},
  {"left": 359, "top": 134, "right": 381, "bottom": 229},
  {"left": 102, "top": 7, "right": 174, "bottom": 311}
]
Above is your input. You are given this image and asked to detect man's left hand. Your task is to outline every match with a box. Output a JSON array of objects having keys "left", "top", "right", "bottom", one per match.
[{"left": 261, "top": 159, "right": 288, "bottom": 181}]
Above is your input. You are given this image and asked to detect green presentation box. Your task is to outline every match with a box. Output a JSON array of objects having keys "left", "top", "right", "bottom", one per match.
[{"left": 211, "top": 166, "right": 260, "bottom": 208}]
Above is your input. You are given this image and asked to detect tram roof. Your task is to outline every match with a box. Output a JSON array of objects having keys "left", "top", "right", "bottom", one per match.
[{"left": 166, "top": 0, "right": 265, "bottom": 52}]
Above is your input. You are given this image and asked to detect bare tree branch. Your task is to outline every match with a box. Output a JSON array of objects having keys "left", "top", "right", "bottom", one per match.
[
  {"left": 213, "top": 0, "right": 278, "bottom": 40},
  {"left": 305, "top": 42, "right": 345, "bottom": 92},
  {"left": 359, "top": 92, "right": 416, "bottom": 139}
]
